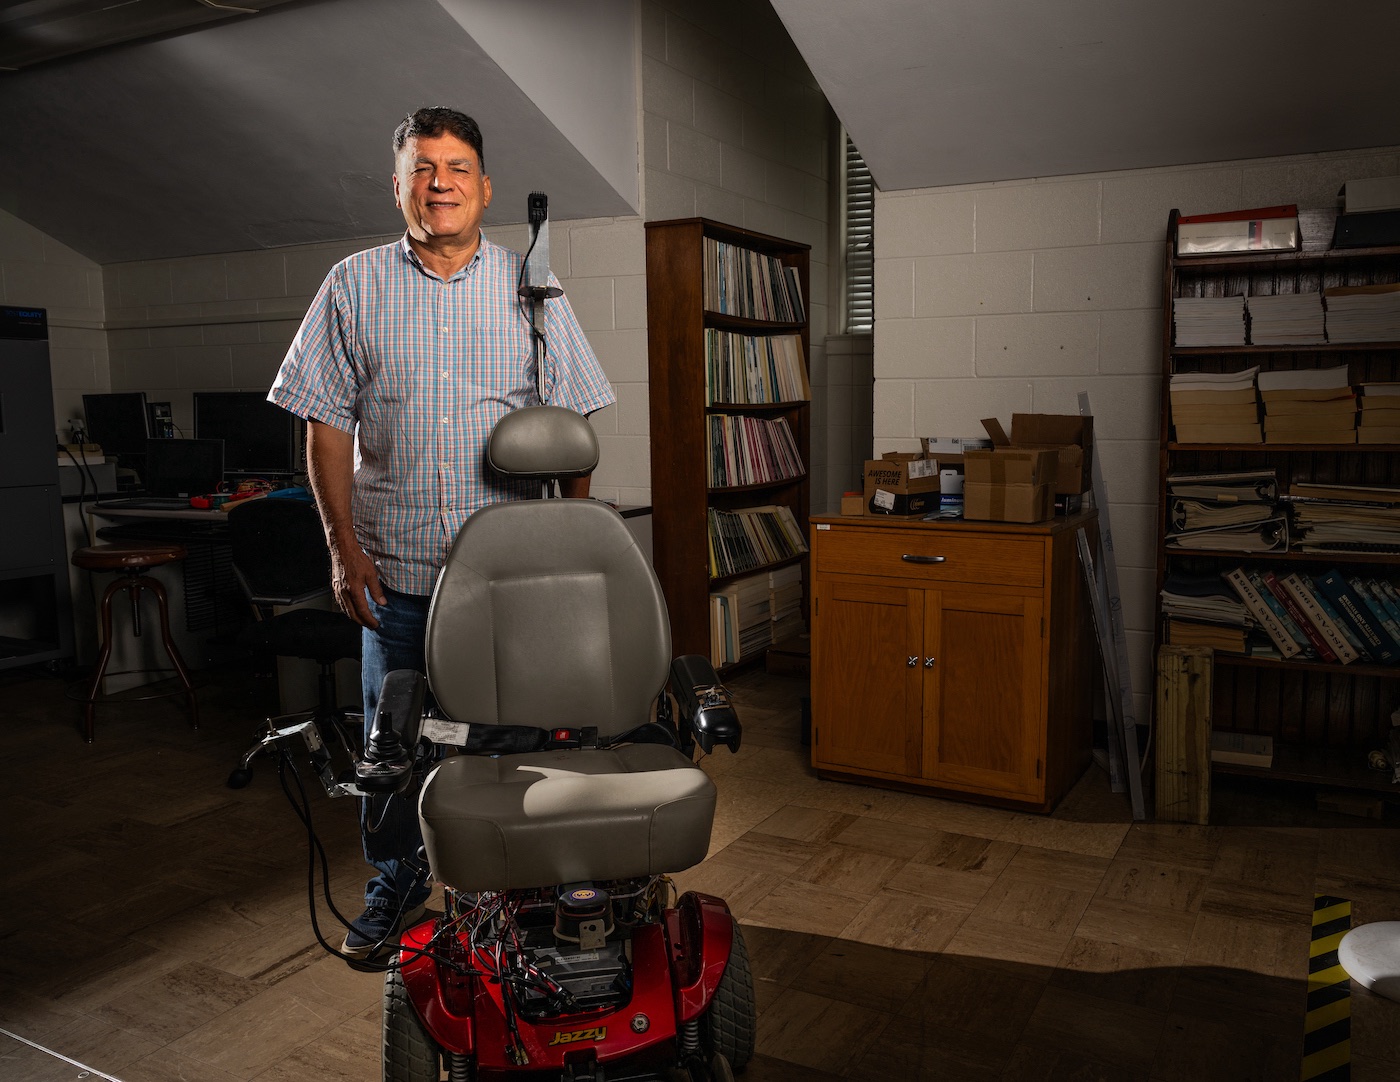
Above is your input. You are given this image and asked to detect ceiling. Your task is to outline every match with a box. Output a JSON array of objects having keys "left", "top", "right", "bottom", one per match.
[
  {"left": 771, "top": 0, "right": 1400, "bottom": 193},
  {"left": 0, "top": 0, "right": 638, "bottom": 263}
]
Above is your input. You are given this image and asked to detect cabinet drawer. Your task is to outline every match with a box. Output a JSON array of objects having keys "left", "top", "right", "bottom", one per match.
[{"left": 815, "top": 527, "right": 1044, "bottom": 588}]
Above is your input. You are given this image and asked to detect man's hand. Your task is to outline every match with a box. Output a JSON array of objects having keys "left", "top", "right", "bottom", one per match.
[{"left": 329, "top": 537, "right": 386, "bottom": 629}]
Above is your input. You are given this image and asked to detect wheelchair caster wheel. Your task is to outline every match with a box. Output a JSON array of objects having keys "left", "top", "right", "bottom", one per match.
[{"left": 227, "top": 767, "right": 253, "bottom": 789}]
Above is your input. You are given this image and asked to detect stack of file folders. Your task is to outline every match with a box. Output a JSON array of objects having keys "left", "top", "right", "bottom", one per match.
[
  {"left": 1173, "top": 295, "right": 1247, "bottom": 346},
  {"left": 1165, "top": 468, "right": 1286, "bottom": 553},
  {"left": 1246, "top": 292, "right": 1325, "bottom": 345},
  {"left": 1284, "top": 482, "right": 1400, "bottom": 554},
  {"left": 1258, "top": 364, "right": 1355, "bottom": 444},
  {"left": 1324, "top": 283, "right": 1400, "bottom": 343},
  {"left": 1169, "top": 366, "right": 1260, "bottom": 443},
  {"left": 1357, "top": 382, "right": 1400, "bottom": 444}
]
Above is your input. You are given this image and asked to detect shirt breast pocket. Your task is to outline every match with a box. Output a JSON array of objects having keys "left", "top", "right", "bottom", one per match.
[{"left": 462, "top": 319, "right": 537, "bottom": 405}]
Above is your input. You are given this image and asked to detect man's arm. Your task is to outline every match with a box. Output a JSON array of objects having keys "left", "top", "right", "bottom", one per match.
[{"left": 306, "top": 419, "right": 385, "bottom": 628}]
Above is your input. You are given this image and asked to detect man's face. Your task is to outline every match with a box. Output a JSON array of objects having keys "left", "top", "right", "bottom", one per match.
[{"left": 393, "top": 133, "right": 492, "bottom": 246}]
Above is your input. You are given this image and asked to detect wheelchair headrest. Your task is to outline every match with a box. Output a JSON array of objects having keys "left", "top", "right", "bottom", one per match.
[{"left": 487, "top": 406, "right": 599, "bottom": 480}]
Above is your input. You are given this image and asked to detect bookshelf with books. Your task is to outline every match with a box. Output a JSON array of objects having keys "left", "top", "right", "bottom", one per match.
[
  {"left": 1155, "top": 208, "right": 1400, "bottom": 793},
  {"left": 645, "top": 218, "right": 811, "bottom": 667}
]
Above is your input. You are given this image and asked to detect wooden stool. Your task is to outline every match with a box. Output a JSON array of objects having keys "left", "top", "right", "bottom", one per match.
[{"left": 71, "top": 542, "right": 200, "bottom": 742}]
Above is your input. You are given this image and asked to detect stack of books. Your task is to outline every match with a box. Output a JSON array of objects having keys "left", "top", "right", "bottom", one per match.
[
  {"left": 1258, "top": 365, "right": 1355, "bottom": 443},
  {"left": 709, "top": 570, "right": 773, "bottom": 667},
  {"left": 768, "top": 563, "right": 804, "bottom": 644},
  {"left": 1285, "top": 482, "right": 1400, "bottom": 555},
  {"left": 1172, "top": 295, "right": 1247, "bottom": 346},
  {"left": 1211, "top": 731, "right": 1274, "bottom": 768},
  {"left": 703, "top": 238, "right": 805, "bottom": 323},
  {"left": 1161, "top": 571, "right": 1253, "bottom": 654},
  {"left": 1165, "top": 469, "right": 1286, "bottom": 552},
  {"left": 1247, "top": 292, "right": 1326, "bottom": 345},
  {"left": 1225, "top": 563, "right": 1400, "bottom": 666},
  {"left": 1324, "top": 283, "right": 1400, "bottom": 343},
  {"left": 1169, "top": 367, "right": 1260, "bottom": 443},
  {"left": 706, "top": 504, "right": 807, "bottom": 578},
  {"left": 1357, "top": 382, "right": 1400, "bottom": 444},
  {"left": 706, "top": 414, "right": 805, "bottom": 487},
  {"left": 704, "top": 330, "right": 810, "bottom": 405}
]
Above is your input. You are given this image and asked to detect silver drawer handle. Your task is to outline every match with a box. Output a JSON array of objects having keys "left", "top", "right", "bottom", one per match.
[{"left": 901, "top": 554, "right": 946, "bottom": 564}]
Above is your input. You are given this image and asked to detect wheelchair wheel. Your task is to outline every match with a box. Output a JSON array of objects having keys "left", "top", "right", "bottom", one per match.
[
  {"left": 705, "top": 924, "right": 755, "bottom": 1071},
  {"left": 384, "top": 969, "right": 441, "bottom": 1082}
]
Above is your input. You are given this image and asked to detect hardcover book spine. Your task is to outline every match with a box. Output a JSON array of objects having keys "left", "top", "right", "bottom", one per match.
[
  {"left": 1315, "top": 571, "right": 1399, "bottom": 664},
  {"left": 1280, "top": 573, "right": 1358, "bottom": 663},
  {"left": 1356, "top": 579, "right": 1400, "bottom": 645},
  {"left": 1223, "top": 568, "right": 1301, "bottom": 658},
  {"left": 1262, "top": 571, "right": 1337, "bottom": 662},
  {"left": 1247, "top": 570, "right": 1314, "bottom": 656}
]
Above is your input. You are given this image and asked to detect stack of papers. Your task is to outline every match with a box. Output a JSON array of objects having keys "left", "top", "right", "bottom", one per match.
[
  {"left": 1247, "top": 292, "right": 1326, "bottom": 345},
  {"left": 1169, "top": 367, "right": 1260, "bottom": 443},
  {"left": 1258, "top": 365, "right": 1355, "bottom": 443},
  {"left": 1173, "top": 295, "right": 1247, "bottom": 346},
  {"left": 1286, "top": 482, "right": 1400, "bottom": 554},
  {"left": 1358, "top": 382, "right": 1400, "bottom": 444},
  {"left": 1325, "top": 284, "right": 1400, "bottom": 343}
]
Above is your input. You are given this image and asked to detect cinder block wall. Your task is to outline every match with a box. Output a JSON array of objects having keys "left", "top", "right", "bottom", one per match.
[{"left": 872, "top": 145, "right": 1400, "bottom": 719}]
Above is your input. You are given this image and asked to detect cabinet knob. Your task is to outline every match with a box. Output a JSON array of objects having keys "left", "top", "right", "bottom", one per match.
[
  {"left": 907, "top": 656, "right": 918, "bottom": 667},
  {"left": 924, "top": 656, "right": 936, "bottom": 667},
  {"left": 901, "top": 554, "right": 946, "bottom": 564}
]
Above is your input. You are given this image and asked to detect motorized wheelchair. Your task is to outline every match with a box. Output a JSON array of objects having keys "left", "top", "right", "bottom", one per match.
[{"left": 242, "top": 406, "right": 753, "bottom": 1082}]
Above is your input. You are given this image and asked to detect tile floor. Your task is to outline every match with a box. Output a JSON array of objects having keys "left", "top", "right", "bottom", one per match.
[{"left": 2, "top": 662, "right": 1400, "bottom": 1081}]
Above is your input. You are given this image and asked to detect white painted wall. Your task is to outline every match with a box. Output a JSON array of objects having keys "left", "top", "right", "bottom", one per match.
[
  {"left": 872, "top": 144, "right": 1400, "bottom": 720},
  {"left": 0, "top": 207, "right": 109, "bottom": 438}
]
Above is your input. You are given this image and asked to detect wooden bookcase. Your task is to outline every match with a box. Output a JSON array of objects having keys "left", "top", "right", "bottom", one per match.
[
  {"left": 644, "top": 217, "right": 811, "bottom": 663},
  {"left": 1154, "top": 209, "right": 1400, "bottom": 794}
]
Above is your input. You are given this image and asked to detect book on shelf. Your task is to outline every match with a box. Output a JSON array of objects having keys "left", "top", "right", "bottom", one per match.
[
  {"left": 1263, "top": 396, "right": 1357, "bottom": 418},
  {"left": 1176, "top": 204, "right": 1299, "bottom": 256},
  {"left": 1288, "top": 481, "right": 1400, "bottom": 504},
  {"left": 1166, "top": 619, "right": 1247, "bottom": 653},
  {"left": 1246, "top": 292, "right": 1326, "bottom": 345},
  {"left": 1173, "top": 422, "right": 1263, "bottom": 444},
  {"left": 702, "top": 237, "right": 805, "bottom": 322},
  {"left": 1313, "top": 569, "right": 1400, "bottom": 664},
  {"left": 706, "top": 413, "right": 804, "bottom": 487},
  {"left": 1171, "top": 296, "right": 1247, "bottom": 345},
  {"left": 706, "top": 504, "right": 807, "bottom": 579},
  {"left": 1210, "top": 731, "right": 1274, "bottom": 768},
  {"left": 1247, "top": 569, "right": 1316, "bottom": 658},
  {"left": 1166, "top": 468, "right": 1278, "bottom": 502},
  {"left": 1359, "top": 383, "right": 1400, "bottom": 409},
  {"left": 1362, "top": 579, "right": 1400, "bottom": 640},
  {"left": 1260, "top": 570, "right": 1338, "bottom": 662},
  {"left": 1169, "top": 498, "right": 1276, "bottom": 532},
  {"left": 1165, "top": 516, "right": 1288, "bottom": 554},
  {"left": 1323, "top": 283, "right": 1400, "bottom": 344},
  {"left": 1277, "top": 572, "right": 1360, "bottom": 664},
  {"left": 1160, "top": 571, "right": 1251, "bottom": 628},
  {"left": 1170, "top": 386, "right": 1259, "bottom": 407},
  {"left": 1222, "top": 567, "right": 1302, "bottom": 659},
  {"left": 1262, "top": 415, "right": 1356, "bottom": 444},
  {"left": 704, "top": 329, "right": 810, "bottom": 405}
]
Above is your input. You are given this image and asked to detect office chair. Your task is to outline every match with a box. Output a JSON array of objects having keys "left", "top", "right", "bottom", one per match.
[{"left": 224, "top": 497, "right": 362, "bottom": 788}]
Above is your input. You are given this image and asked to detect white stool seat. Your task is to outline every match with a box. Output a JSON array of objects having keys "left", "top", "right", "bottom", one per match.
[{"left": 1339, "top": 921, "right": 1400, "bottom": 1002}]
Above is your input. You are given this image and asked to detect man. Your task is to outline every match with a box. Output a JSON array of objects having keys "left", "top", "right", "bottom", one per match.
[{"left": 269, "top": 107, "right": 615, "bottom": 962}]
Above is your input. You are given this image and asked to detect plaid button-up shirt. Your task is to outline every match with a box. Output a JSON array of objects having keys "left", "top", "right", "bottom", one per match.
[{"left": 270, "top": 233, "right": 615, "bottom": 595}]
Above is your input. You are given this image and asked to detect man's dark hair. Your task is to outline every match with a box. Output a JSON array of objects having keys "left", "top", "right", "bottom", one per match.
[{"left": 392, "top": 107, "right": 485, "bottom": 168}]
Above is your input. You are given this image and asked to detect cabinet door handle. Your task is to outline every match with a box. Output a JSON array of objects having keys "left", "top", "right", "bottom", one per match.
[
  {"left": 901, "top": 554, "right": 946, "bottom": 564},
  {"left": 924, "top": 657, "right": 936, "bottom": 667},
  {"left": 907, "top": 656, "right": 918, "bottom": 667}
]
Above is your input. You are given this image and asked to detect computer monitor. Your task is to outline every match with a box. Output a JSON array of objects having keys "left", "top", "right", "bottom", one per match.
[
  {"left": 192, "top": 391, "right": 298, "bottom": 478},
  {"left": 144, "top": 439, "right": 224, "bottom": 498},
  {"left": 83, "top": 391, "right": 151, "bottom": 466}
]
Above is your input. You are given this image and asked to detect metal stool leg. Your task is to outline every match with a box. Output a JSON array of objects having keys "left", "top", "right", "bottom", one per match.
[
  {"left": 82, "top": 576, "right": 125, "bottom": 743},
  {"left": 137, "top": 574, "right": 200, "bottom": 730}
]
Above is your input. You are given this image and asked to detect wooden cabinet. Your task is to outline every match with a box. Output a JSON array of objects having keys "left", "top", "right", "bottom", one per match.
[
  {"left": 1154, "top": 215, "right": 1400, "bottom": 794},
  {"left": 644, "top": 218, "right": 811, "bottom": 663},
  {"left": 810, "top": 512, "right": 1096, "bottom": 811}
]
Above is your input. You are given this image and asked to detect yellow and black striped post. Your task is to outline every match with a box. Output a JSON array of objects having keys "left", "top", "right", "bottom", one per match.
[{"left": 1302, "top": 894, "right": 1351, "bottom": 1081}]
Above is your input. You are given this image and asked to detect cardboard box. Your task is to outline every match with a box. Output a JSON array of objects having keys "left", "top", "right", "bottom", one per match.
[
  {"left": 863, "top": 453, "right": 939, "bottom": 517},
  {"left": 840, "top": 491, "right": 865, "bottom": 516},
  {"left": 982, "top": 414, "right": 1094, "bottom": 495},
  {"left": 962, "top": 448, "right": 1054, "bottom": 487},
  {"left": 964, "top": 481, "right": 1054, "bottom": 523}
]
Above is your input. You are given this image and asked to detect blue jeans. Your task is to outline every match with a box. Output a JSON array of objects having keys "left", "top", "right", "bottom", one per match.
[{"left": 359, "top": 586, "right": 434, "bottom": 913}]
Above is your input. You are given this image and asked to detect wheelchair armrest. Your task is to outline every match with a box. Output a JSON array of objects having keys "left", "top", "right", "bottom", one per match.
[
  {"left": 354, "top": 668, "right": 427, "bottom": 793},
  {"left": 669, "top": 654, "right": 741, "bottom": 754}
]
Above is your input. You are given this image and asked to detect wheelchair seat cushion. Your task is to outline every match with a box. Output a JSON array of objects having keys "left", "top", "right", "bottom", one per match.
[{"left": 418, "top": 745, "right": 716, "bottom": 892}]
